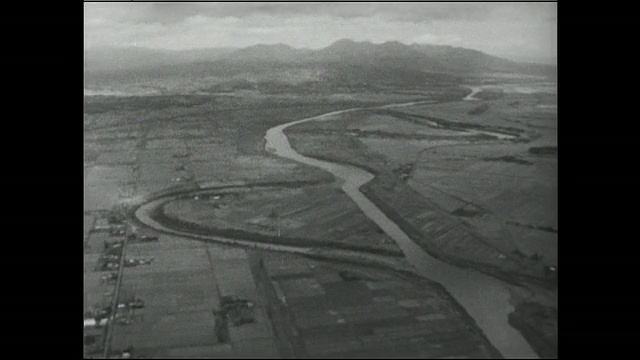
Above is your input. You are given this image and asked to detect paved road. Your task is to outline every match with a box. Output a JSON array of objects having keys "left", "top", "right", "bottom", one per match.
[{"left": 102, "top": 226, "right": 130, "bottom": 358}]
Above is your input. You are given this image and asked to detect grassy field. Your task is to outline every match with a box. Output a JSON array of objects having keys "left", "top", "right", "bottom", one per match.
[{"left": 158, "top": 184, "right": 402, "bottom": 256}]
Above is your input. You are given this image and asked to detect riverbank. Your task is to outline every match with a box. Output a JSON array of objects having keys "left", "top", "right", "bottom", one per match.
[{"left": 265, "top": 98, "right": 543, "bottom": 358}]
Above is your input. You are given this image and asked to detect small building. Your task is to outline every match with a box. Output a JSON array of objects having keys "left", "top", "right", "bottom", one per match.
[
  {"left": 110, "top": 225, "right": 127, "bottom": 236},
  {"left": 544, "top": 265, "right": 558, "bottom": 283},
  {"left": 128, "top": 230, "right": 158, "bottom": 243},
  {"left": 94, "top": 218, "right": 110, "bottom": 232},
  {"left": 84, "top": 318, "right": 108, "bottom": 328}
]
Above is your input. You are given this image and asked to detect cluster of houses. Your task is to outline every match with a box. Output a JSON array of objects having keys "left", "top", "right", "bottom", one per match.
[{"left": 85, "top": 211, "right": 160, "bottom": 358}]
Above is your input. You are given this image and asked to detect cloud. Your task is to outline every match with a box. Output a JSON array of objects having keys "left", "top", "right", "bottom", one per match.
[
  {"left": 84, "top": 2, "right": 556, "bottom": 62},
  {"left": 86, "top": 2, "right": 557, "bottom": 25}
]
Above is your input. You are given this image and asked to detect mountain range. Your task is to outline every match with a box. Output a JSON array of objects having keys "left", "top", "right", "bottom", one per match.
[{"left": 85, "top": 39, "right": 556, "bottom": 89}]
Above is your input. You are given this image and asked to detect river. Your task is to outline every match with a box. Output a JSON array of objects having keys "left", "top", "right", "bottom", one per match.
[{"left": 264, "top": 101, "right": 539, "bottom": 359}]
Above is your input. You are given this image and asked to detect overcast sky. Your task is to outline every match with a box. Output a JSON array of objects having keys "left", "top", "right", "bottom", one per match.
[{"left": 84, "top": 2, "right": 557, "bottom": 64}]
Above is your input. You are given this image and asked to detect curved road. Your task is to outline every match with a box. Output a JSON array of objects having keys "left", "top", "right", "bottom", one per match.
[{"left": 264, "top": 99, "right": 538, "bottom": 359}]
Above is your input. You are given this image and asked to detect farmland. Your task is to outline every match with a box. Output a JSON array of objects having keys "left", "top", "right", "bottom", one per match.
[
  {"left": 282, "top": 83, "right": 557, "bottom": 356},
  {"left": 250, "top": 251, "right": 500, "bottom": 358},
  {"left": 159, "top": 183, "right": 402, "bottom": 256},
  {"left": 285, "top": 87, "right": 557, "bottom": 284},
  {"left": 84, "top": 85, "right": 514, "bottom": 358},
  {"left": 83, "top": 41, "right": 556, "bottom": 357}
]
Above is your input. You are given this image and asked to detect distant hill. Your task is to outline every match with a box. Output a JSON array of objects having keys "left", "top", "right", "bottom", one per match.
[
  {"left": 84, "top": 39, "right": 556, "bottom": 90},
  {"left": 411, "top": 44, "right": 521, "bottom": 73},
  {"left": 314, "top": 39, "right": 427, "bottom": 64},
  {"left": 224, "top": 43, "right": 313, "bottom": 63}
]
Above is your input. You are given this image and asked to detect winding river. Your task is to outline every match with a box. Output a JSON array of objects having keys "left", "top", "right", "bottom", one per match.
[{"left": 264, "top": 100, "right": 539, "bottom": 359}]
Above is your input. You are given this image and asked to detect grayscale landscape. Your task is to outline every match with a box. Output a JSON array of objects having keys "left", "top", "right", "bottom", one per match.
[{"left": 84, "top": 2, "right": 557, "bottom": 359}]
